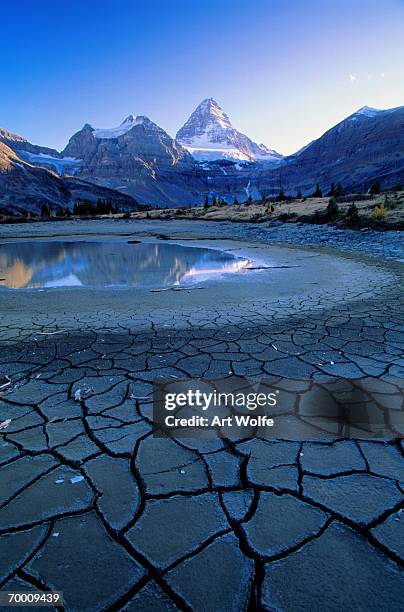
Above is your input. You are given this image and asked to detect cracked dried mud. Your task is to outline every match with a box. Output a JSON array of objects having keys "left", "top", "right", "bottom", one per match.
[{"left": 0, "top": 220, "right": 403, "bottom": 611}]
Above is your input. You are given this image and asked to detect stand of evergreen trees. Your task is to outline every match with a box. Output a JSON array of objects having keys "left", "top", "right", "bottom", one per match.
[
  {"left": 73, "top": 199, "right": 119, "bottom": 215},
  {"left": 39, "top": 199, "right": 120, "bottom": 218},
  {"left": 327, "top": 183, "right": 343, "bottom": 197}
]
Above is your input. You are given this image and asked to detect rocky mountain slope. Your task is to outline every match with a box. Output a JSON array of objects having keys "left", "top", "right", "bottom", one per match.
[
  {"left": 0, "top": 127, "right": 59, "bottom": 157},
  {"left": 61, "top": 116, "right": 206, "bottom": 206},
  {"left": 176, "top": 98, "right": 282, "bottom": 162},
  {"left": 256, "top": 105, "right": 404, "bottom": 196},
  {"left": 0, "top": 128, "right": 82, "bottom": 176},
  {"left": 0, "top": 141, "right": 140, "bottom": 214}
]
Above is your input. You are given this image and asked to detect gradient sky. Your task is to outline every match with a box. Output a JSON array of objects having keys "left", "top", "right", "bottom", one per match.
[{"left": 1, "top": 0, "right": 403, "bottom": 155}]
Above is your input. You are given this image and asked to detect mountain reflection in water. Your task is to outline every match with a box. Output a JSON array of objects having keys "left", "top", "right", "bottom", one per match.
[{"left": 0, "top": 241, "right": 248, "bottom": 289}]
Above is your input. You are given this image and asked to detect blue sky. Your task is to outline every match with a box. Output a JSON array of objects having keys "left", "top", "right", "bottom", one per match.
[{"left": 1, "top": 0, "right": 403, "bottom": 154}]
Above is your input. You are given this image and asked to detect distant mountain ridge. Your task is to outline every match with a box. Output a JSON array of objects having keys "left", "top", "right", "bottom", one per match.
[
  {"left": 256, "top": 104, "right": 404, "bottom": 196},
  {"left": 1, "top": 101, "right": 403, "bottom": 210},
  {"left": 0, "top": 140, "right": 140, "bottom": 214},
  {"left": 176, "top": 98, "right": 282, "bottom": 162},
  {"left": 0, "top": 127, "right": 60, "bottom": 158}
]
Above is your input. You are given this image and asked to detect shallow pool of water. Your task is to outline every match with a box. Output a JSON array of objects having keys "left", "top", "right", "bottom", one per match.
[{"left": 0, "top": 240, "right": 249, "bottom": 289}]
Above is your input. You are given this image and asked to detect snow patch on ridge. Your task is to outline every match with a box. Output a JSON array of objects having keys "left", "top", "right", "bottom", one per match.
[
  {"left": 19, "top": 151, "right": 82, "bottom": 175},
  {"left": 186, "top": 145, "right": 252, "bottom": 162},
  {"left": 93, "top": 115, "right": 145, "bottom": 139},
  {"left": 352, "top": 105, "right": 404, "bottom": 120},
  {"left": 356, "top": 106, "right": 382, "bottom": 118}
]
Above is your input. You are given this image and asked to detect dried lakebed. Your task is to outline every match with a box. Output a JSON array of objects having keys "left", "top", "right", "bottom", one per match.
[{"left": 0, "top": 219, "right": 403, "bottom": 611}]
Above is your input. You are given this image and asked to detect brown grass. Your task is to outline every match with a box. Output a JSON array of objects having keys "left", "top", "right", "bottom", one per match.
[{"left": 125, "top": 191, "right": 404, "bottom": 228}]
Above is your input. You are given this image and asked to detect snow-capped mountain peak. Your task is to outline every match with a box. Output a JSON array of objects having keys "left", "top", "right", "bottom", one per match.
[
  {"left": 176, "top": 98, "right": 283, "bottom": 162},
  {"left": 355, "top": 106, "right": 382, "bottom": 118},
  {"left": 121, "top": 114, "right": 136, "bottom": 124},
  {"left": 195, "top": 98, "right": 233, "bottom": 130},
  {"left": 349, "top": 105, "right": 404, "bottom": 122},
  {"left": 92, "top": 115, "right": 145, "bottom": 139}
]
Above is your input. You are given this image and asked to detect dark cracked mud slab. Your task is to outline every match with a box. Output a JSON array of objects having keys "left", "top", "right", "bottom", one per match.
[{"left": 0, "top": 234, "right": 403, "bottom": 610}]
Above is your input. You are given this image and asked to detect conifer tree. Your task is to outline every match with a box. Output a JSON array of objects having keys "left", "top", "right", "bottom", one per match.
[
  {"left": 277, "top": 189, "right": 286, "bottom": 202},
  {"left": 369, "top": 180, "right": 381, "bottom": 195},
  {"left": 326, "top": 197, "right": 339, "bottom": 220},
  {"left": 313, "top": 184, "right": 323, "bottom": 198},
  {"left": 346, "top": 201, "right": 359, "bottom": 224},
  {"left": 40, "top": 204, "right": 50, "bottom": 217}
]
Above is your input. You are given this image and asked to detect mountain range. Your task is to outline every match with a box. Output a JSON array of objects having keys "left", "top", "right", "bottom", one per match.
[
  {"left": 1, "top": 99, "right": 403, "bottom": 212},
  {"left": 0, "top": 136, "right": 140, "bottom": 214}
]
